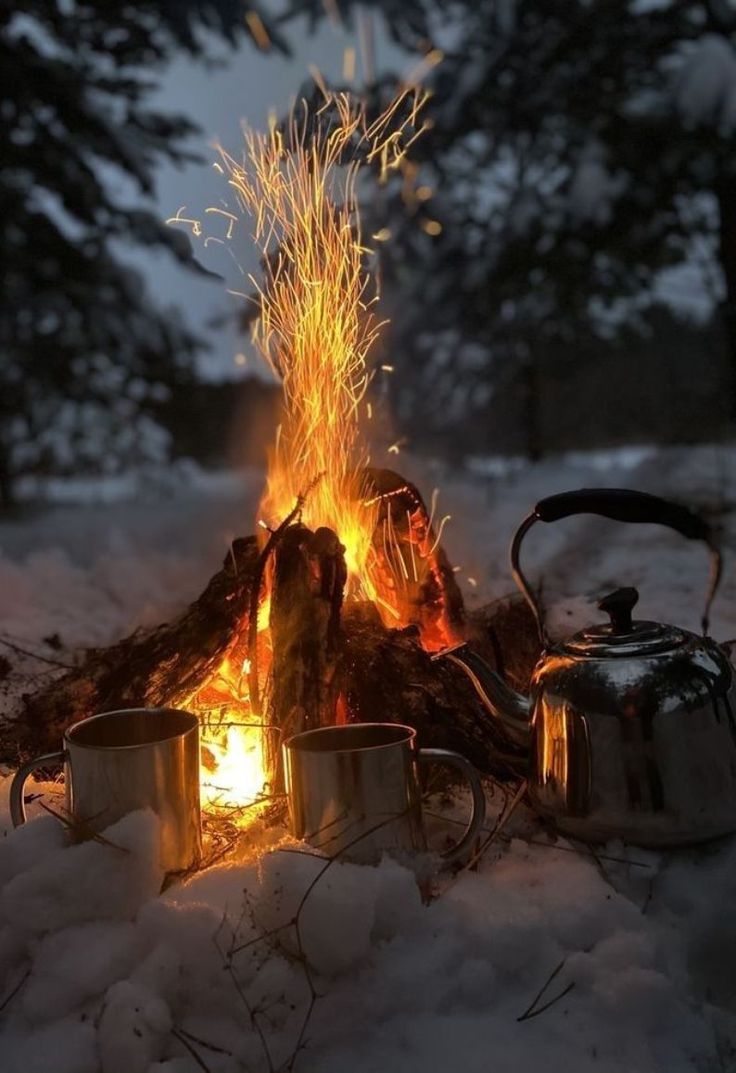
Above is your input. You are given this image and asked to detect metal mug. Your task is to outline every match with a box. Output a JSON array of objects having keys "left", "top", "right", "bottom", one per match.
[
  {"left": 10, "top": 708, "right": 202, "bottom": 873},
  {"left": 283, "top": 722, "right": 486, "bottom": 865}
]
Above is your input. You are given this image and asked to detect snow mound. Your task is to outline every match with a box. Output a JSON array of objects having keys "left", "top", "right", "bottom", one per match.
[{"left": 0, "top": 798, "right": 730, "bottom": 1072}]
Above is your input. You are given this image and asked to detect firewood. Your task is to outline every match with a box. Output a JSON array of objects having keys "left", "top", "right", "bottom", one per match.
[
  {"left": 1, "top": 530, "right": 540, "bottom": 782},
  {"left": 1, "top": 538, "right": 260, "bottom": 762},
  {"left": 267, "top": 523, "right": 347, "bottom": 783},
  {"left": 364, "top": 467, "right": 465, "bottom": 648}
]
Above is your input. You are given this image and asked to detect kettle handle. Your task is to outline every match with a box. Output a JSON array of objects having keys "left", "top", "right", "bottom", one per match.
[{"left": 511, "top": 487, "right": 722, "bottom": 644}]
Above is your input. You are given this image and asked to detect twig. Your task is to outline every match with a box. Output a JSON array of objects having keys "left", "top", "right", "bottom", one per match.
[
  {"left": 0, "top": 634, "right": 74, "bottom": 670},
  {"left": 216, "top": 929, "right": 276, "bottom": 1073},
  {"left": 230, "top": 922, "right": 295, "bottom": 957},
  {"left": 225, "top": 810, "right": 413, "bottom": 1072},
  {"left": 176, "top": 1027, "right": 233, "bottom": 1058},
  {"left": 517, "top": 958, "right": 575, "bottom": 1022},
  {"left": 422, "top": 811, "right": 653, "bottom": 869},
  {"left": 0, "top": 966, "right": 30, "bottom": 1015},
  {"left": 171, "top": 1027, "right": 215, "bottom": 1073},
  {"left": 518, "top": 981, "right": 575, "bottom": 1022},
  {"left": 460, "top": 779, "right": 528, "bottom": 873},
  {"left": 38, "top": 801, "right": 130, "bottom": 854}
]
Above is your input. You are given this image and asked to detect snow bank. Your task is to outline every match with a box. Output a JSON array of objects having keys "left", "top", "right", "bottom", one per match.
[
  {"left": 2, "top": 445, "right": 736, "bottom": 1070},
  {"left": 0, "top": 800, "right": 727, "bottom": 1073}
]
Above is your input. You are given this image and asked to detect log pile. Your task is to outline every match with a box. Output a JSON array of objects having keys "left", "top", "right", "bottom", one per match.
[{"left": 1, "top": 471, "right": 541, "bottom": 781}]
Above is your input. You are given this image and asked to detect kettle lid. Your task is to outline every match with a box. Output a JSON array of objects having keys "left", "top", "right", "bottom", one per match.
[{"left": 562, "top": 586, "right": 687, "bottom": 658}]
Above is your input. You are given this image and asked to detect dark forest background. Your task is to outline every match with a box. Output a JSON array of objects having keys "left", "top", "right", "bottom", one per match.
[{"left": 3, "top": 1, "right": 736, "bottom": 507}]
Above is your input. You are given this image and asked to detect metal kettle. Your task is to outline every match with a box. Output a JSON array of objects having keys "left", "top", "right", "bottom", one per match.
[{"left": 440, "top": 488, "right": 736, "bottom": 847}]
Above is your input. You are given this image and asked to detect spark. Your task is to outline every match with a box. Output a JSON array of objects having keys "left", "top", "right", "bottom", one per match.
[
  {"left": 245, "top": 10, "right": 271, "bottom": 51},
  {"left": 426, "top": 514, "right": 451, "bottom": 558},
  {"left": 165, "top": 206, "right": 203, "bottom": 237},
  {"left": 205, "top": 206, "right": 238, "bottom": 239},
  {"left": 467, "top": 576, "right": 478, "bottom": 588},
  {"left": 343, "top": 46, "right": 356, "bottom": 82},
  {"left": 404, "top": 47, "right": 444, "bottom": 88},
  {"left": 216, "top": 87, "right": 429, "bottom": 608},
  {"left": 416, "top": 185, "right": 433, "bottom": 201},
  {"left": 427, "top": 487, "right": 439, "bottom": 531},
  {"left": 381, "top": 363, "right": 394, "bottom": 372},
  {"left": 372, "top": 228, "right": 392, "bottom": 242},
  {"left": 234, "top": 353, "right": 247, "bottom": 366},
  {"left": 422, "top": 219, "right": 442, "bottom": 236},
  {"left": 407, "top": 509, "right": 418, "bottom": 581}
]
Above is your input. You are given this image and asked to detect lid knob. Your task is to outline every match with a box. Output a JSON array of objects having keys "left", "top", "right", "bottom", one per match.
[{"left": 597, "top": 586, "right": 639, "bottom": 633}]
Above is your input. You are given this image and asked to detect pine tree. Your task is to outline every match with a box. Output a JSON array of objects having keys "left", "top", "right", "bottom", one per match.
[
  {"left": 0, "top": 2, "right": 286, "bottom": 504},
  {"left": 286, "top": 0, "right": 736, "bottom": 454}
]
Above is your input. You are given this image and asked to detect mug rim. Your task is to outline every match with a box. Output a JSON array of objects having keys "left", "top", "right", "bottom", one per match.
[
  {"left": 65, "top": 708, "right": 199, "bottom": 751},
  {"left": 283, "top": 721, "right": 416, "bottom": 755}
]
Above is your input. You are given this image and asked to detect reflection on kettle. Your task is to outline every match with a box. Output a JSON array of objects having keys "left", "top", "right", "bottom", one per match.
[{"left": 436, "top": 488, "right": 736, "bottom": 848}]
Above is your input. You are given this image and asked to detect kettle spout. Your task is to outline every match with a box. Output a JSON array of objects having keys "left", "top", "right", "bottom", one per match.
[{"left": 434, "top": 642, "right": 531, "bottom": 751}]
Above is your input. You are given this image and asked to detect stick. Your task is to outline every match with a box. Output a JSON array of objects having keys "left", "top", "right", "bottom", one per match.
[
  {"left": 0, "top": 634, "right": 74, "bottom": 670},
  {"left": 0, "top": 966, "right": 30, "bottom": 1015},
  {"left": 422, "top": 812, "right": 653, "bottom": 869},
  {"left": 171, "top": 1027, "right": 215, "bottom": 1073},
  {"left": 247, "top": 476, "right": 322, "bottom": 717},
  {"left": 517, "top": 959, "right": 575, "bottom": 1023},
  {"left": 460, "top": 779, "right": 528, "bottom": 873}
]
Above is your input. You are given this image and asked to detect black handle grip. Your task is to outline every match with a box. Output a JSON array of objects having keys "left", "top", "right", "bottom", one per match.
[
  {"left": 512, "top": 487, "right": 723, "bottom": 644},
  {"left": 534, "top": 488, "right": 713, "bottom": 545}
]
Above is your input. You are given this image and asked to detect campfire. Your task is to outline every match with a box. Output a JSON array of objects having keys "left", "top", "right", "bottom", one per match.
[
  {"left": 188, "top": 86, "right": 462, "bottom": 816},
  {"left": 7, "top": 87, "right": 535, "bottom": 830}
]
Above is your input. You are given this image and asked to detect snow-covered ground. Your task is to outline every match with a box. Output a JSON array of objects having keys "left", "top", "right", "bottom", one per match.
[{"left": 1, "top": 443, "right": 736, "bottom": 1072}]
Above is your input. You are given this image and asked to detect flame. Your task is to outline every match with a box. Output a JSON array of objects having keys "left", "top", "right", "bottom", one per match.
[
  {"left": 216, "top": 86, "right": 429, "bottom": 603},
  {"left": 195, "top": 657, "right": 269, "bottom": 821},
  {"left": 200, "top": 724, "right": 266, "bottom": 812},
  {"left": 180, "top": 88, "right": 436, "bottom": 818}
]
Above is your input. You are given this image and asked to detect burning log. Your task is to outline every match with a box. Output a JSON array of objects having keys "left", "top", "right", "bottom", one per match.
[
  {"left": 3, "top": 538, "right": 260, "bottom": 764},
  {"left": 1, "top": 525, "right": 539, "bottom": 786},
  {"left": 364, "top": 467, "right": 464, "bottom": 649},
  {"left": 0, "top": 93, "right": 548, "bottom": 820},
  {"left": 267, "top": 523, "right": 347, "bottom": 782}
]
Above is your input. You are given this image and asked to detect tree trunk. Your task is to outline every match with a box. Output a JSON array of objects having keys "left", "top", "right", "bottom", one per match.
[
  {"left": 0, "top": 435, "right": 15, "bottom": 512},
  {"left": 716, "top": 177, "right": 736, "bottom": 427},
  {"left": 522, "top": 345, "right": 544, "bottom": 462}
]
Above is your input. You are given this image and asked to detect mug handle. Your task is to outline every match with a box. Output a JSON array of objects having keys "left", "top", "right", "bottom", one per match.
[
  {"left": 418, "top": 748, "right": 486, "bottom": 864},
  {"left": 9, "top": 751, "right": 65, "bottom": 826}
]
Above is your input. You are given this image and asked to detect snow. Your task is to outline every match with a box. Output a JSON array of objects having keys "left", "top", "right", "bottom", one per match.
[
  {"left": 2, "top": 444, "right": 736, "bottom": 1070},
  {"left": 674, "top": 34, "right": 736, "bottom": 132},
  {"left": 568, "top": 142, "right": 627, "bottom": 227}
]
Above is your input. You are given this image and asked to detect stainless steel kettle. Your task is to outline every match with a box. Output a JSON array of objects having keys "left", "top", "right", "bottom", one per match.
[{"left": 438, "top": 488, "right": 736, "bottom": 847}]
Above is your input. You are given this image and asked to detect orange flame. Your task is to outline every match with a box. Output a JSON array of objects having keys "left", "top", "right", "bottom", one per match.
[
  {"left": 176, "top": 88, "right": 431, "bottom": 820},
  {"left": 216, "top": 87, "right": 429, "bottom": 607}
]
